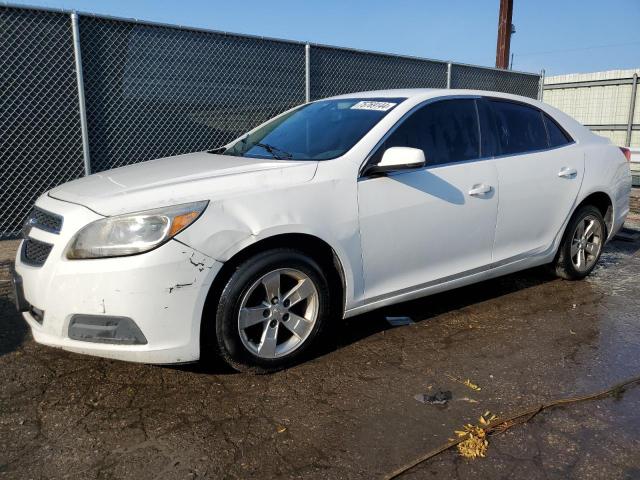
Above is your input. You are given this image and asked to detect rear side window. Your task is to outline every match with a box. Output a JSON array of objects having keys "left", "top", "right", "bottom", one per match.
[
  {"left": 376, "top": 99, "right": 480, "bottom": 166},
  {"left": 544, "top": 113, "right": 572, "bottom": 148},
  {"left": 489, "top": 100, "right": 548, "bottom": 155}
]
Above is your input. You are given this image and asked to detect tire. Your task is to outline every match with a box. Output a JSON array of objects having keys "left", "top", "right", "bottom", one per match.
[
  {"left": 206, "top": 248, "right": 333, "bottom": 373},
  {"left": 553, "top": 205, "right": 606, "bottom": 280}
]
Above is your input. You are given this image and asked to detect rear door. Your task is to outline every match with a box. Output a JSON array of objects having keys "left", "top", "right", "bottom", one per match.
[
  {"left": 357, "top": 98, "right": 499, "bottom": 301},
  {"left": 484, "top": 98, "right": 584, "bottom": 263}
]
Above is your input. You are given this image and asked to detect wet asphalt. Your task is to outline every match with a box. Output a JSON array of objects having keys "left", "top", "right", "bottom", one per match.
[{"left": 1, "top": 225, "right": 639, "bottom": 479}]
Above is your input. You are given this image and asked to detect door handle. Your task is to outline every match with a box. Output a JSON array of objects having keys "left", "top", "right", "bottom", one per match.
[
  {"left": 558, "top": 167, "right": 577, "bottom": 178},
  {"left": 468, "top": 184, "right": 492, "bottom": 196}
]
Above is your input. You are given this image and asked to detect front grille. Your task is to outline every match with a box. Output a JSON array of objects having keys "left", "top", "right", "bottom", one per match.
[
  {"left": 21, "top": 238, "right": 54, "bottom": 267},
  {"left": 28, "top": 207, "right": 63, "bottom": 234}
]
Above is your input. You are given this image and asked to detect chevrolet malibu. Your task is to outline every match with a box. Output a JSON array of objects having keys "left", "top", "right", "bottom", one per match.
[{"left": 12, "top": 89, "right": 632, "bottom": 372}]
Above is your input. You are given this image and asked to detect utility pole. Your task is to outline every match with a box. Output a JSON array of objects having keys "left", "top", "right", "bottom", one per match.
[{"left": 495, "top": 0, "right": 514, "bottom": 69}]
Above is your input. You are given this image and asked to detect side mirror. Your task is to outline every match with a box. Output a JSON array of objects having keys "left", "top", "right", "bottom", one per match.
[{"left": 366, "top": 147, "right": 426, "bottom": 175}]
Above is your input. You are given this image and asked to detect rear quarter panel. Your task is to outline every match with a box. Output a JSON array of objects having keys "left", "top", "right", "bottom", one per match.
[
  {"left": 538, "top": 102, "right": 630, "bottom": 238},
  {"left": 579, "top": 140, "right": 631, "bottom": 238}
]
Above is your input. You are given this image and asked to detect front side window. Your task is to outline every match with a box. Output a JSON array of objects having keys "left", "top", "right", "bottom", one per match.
[
  {"left": 221, "top": 98, "right": 404, "bottom": 161},
  {"left": 489, "top": 100, "right": 548, "bottom": 155},
  {"left": 372, "top": 99, "right": 480, "bottom": 166}
]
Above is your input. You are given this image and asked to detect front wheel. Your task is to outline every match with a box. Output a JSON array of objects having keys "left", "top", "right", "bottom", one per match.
[
  {"left": 553, "top": 205, "right": 606, "bottom": 280},
  {"left": 208, "top": 249, "right": 333, "bottom": 373}
]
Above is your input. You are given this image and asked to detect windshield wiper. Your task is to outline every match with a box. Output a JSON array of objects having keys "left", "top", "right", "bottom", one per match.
[
  {"left": 255, "top": 142, "right": 292, "bottom": 160},
  {"left": 207, "top": 146, "right": 227, "bottom": 154}
]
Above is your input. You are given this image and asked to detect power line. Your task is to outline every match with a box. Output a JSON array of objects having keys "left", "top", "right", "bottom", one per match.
[{"left": 513, "top": 41, "right": 640, "bottom": 57}]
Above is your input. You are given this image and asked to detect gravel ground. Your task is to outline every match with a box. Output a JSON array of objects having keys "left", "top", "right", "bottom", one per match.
[{"left": 1, "top": 224, "right": 639, "bottom": 479}]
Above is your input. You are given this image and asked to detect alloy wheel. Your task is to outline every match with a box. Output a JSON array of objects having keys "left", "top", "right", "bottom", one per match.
[
  {"left": 237, "top": 268, "right": 319, "bottom": 359},
  {"left": 570, "top": 214, "right": 603, "bottom": 272}
]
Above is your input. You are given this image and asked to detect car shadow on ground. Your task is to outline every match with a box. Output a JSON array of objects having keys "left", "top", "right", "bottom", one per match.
[
  {"left": 162, "top": 234, "right": 640, "bottom": 375},
  {"left": 339, "top": 233, "right": 640, "bottom": 349},
  {"left": 3, "top": 235, "right": 638, "bottom": 374},
  {"left": 187, "top": 265, "right": 557, "bottom": 375},
  {"left": 0, "top": 297, "right": 28, "bottom": 358},
  {"left": 0, "top": 264, "right": 559, "bottom": 375},
  {"left": 337, "top": 265, "right": 555, "bottom": 348}
]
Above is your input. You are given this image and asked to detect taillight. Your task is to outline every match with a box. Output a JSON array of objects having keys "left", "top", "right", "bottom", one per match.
[{"left": 620, "top": 147, "right": 631, "bottom": 162}]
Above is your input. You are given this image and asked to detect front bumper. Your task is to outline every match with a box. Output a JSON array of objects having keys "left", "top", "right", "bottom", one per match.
[{"left": 14, "top": 194, "right": 222, "bottom": 364}]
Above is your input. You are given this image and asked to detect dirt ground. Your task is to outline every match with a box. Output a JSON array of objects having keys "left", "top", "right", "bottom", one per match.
[{"left": 1, "top": 224, "right": 640, "bottom": 479}]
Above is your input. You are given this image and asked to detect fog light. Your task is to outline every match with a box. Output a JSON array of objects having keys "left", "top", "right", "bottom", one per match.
[
  {"left": 68, "top": 315, "right": 147, "bottom": 345},
  {"left": 29, "top": 306, "right": 44, "bottom": 324}
]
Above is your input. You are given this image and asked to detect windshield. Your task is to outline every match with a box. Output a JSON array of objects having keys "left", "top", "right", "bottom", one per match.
[{"left": 220, "top": 98, "right": 405, "bottom": 160}]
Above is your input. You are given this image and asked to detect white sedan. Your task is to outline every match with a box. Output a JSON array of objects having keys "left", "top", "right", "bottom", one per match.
[{"left": 12, "top": 89, "right": 632, "bottom": 372}]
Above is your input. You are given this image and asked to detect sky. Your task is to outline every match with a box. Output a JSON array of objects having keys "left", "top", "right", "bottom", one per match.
[{"left": 8, "top": 0, "right": 640, "bottom": 76}]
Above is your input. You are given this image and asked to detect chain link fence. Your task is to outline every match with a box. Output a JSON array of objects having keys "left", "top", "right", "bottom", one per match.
[
  {"left": 1, "top": 7, "right": 85, "bottom": 239},
  {"left": 79, "top": 16, "right": 307, "bottom": 173},
  {"left": 309, "top": 46, "right": 448, "bottom": 100},
  {"left": 0, "top": 4, "right": 542, "bottom": 239},
  {"left": 450, "top": 63, "right": 541, "bottom": 99}
]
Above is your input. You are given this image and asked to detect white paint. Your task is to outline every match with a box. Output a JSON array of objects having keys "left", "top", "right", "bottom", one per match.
[{"left": 15, "top": 89, "right": 632, "bottom": 364}]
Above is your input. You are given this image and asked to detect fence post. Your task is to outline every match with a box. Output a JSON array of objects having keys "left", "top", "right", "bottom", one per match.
[
  {"left": 626, "top": 73, "right": 638, "bottom": 148},
  {"left": 305, "top": 44, "right": 311, "bottom": 103},
  {"left": 71, "top": 12, "right": 91, "bottom": 176},
  {"left": 446, "top": 62, "right": 452, "bottom": 89},
  {"left": 537, "top": 69, "right": 545, "bottom": 101}
]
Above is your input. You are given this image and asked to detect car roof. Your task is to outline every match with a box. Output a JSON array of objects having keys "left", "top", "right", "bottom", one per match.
[
  {"left": 327, "top": 88, "right": 539, "bottom": 105},
  {"left": 325, "top": 88, "right": 598, "bottom": 144}
]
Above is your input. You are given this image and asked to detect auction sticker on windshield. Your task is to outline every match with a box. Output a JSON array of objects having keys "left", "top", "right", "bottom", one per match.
[{"left": 350, "top": 101, "right": 397, "bottom": 111}]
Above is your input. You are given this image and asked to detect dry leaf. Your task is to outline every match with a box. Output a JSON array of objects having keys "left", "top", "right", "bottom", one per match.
[
  {"left": 453, "top": 411, "right": 498, "bottom": 459},
  {"left": 276, "top": 425, "right": 287, "bottom": 433},
  {"left": 445, "top": 373, "right": 482, "bottom": 391},
  {"left": 456, "top": 424, "right": 487, "bottom": 459},
  {"left": 463, "top": 379, "right": 482, "bottom": 391}
]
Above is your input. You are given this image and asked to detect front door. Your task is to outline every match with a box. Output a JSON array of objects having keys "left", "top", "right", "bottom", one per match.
[{"left": 357, "top": 98, "right": 499, "bottom": 301}]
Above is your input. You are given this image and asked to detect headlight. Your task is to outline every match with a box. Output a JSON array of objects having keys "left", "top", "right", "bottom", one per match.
[{"left": 66, "top": 201, "right": 208, "bottom": 259}]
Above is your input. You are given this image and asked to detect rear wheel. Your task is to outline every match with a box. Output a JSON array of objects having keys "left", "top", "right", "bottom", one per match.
[
  {"left": 207, "top": 249, "right": 333, "bottom": 373},
  {"left": 553, "top": 205, "right": 606, "bottom": 280}
]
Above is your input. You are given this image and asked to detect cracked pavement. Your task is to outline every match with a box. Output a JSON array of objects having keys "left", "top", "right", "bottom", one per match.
[{"left": 1, "top": 225, "right": 640, "bottom": 479}]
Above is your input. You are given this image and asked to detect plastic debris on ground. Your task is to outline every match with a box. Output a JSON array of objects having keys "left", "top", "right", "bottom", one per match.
[
  {"left": 458, "top": 397, "right": 479, "bottom": 403},
  {"left": 414, "top": 390, "right": 452, "bottom": 405},
  {"left": 385, "top": 316, "right": 415, "bottom": 327}
]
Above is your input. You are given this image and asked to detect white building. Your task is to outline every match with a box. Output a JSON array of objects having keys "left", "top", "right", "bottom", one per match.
[{"left": 543, "top": 69, "right": 640, "bottom": 148}]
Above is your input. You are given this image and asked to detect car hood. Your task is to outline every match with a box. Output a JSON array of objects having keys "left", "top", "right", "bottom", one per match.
[{"left": 49, "top": 152, "right": 318, "bottom": 216}]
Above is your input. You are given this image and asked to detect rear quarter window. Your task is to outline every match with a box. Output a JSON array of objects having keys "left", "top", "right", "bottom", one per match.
[{"left": 543, "top": 113, "right": 573, "bottom": 148}]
